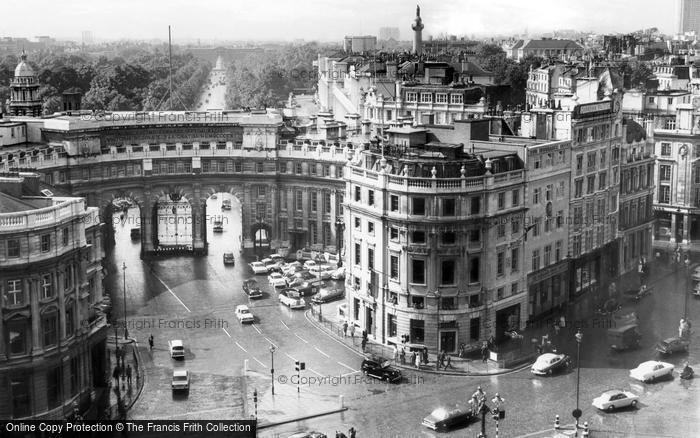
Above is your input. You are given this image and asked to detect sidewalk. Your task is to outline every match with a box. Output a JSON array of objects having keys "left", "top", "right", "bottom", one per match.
[
  {"left": 101, "top": 336, "right": 145, "bottom": 420},
  {"left": 305, "top": 308, "right": 531, "bottom": 376}
]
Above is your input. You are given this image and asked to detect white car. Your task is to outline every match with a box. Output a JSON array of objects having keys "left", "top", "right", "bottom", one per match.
[
  {"left": 592, "top": 390, "right": 639, "bottom": 411},
  {"left": 235, "top": 305, "right": 255, "bottom": 324},
  {"left": 279, "top": 288, "right": 306, "bottom": 309},
  {"left": 171, "top": 369, "right": 190, "bottom": 391},
  {"left": 330, "top": 266, "right": 346, "bottom": 280},
  {"left": 629, "top": 360, "right": 674, "bottom": 383},
  {"left": 530, "top": 353, "right": 571, "bottom": 376},
  {"left": 249, "top": 262, "right": 268, "bottom": 274},
  {"left": 268, "top": 272, "right": 287, "bottom": 288},
  {"left": 168, "top": 340, "right": 185, "bottom": 359},
  {"left": 303, "top": 260, "right": 318, "bottom": 270}
]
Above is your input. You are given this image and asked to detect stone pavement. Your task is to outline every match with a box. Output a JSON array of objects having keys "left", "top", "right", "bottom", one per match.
[{"left": 103, "top": 336, "right": 145, "bottom": 420}]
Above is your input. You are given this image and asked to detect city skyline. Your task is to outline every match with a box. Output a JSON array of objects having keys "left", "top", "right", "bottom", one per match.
[{"left": 0, "top": 0, "right": 679, "bottom": 43}]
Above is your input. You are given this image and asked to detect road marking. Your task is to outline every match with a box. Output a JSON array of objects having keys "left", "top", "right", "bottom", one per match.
[
  {"left": 222, "top": 328, "right": 231, "bottom": 338},
  {"left": 314, "top": 347, "right": 330, "bottom": 358},
  {"left": 337, "top": 362, "right": 359, "bottom": 372},
  {"left": 253, "top": 357, "right": 267, "bottom": 368},
  {"left": 341, "top": 371, "right": 360, "bottom": 378},
  {"left": 280, "top": 320, "right": 290, "bottom": 330},
  {"left": 148, "top": 268, "right": 191, "bottom": 313},
  {"left": 264, "top": 337, "right": 278, "bottom": 348},
  {"left": 252, "top": 324, "right": 262, "bottom": 334},
  {"left": 235, "top": 342, "right": 247, "bottom": 353},
  {"left": 308, "top": 368, "right": 324, "bottom": 377},
  {"left": 285, "top": 352, "right": 297, "bottom": 361},
  {"left": 295, "top": 333, "right": 309, "bottom": 343}
]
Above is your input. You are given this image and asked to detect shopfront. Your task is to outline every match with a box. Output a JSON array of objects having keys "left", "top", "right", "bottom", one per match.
[{"left": 527, "top": 261, "right": 569, "bottom": 322}]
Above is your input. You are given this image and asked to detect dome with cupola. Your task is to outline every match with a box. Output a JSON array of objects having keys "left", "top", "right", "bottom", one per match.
[{"left": 14, "top": 51, "right": 35, "bottom": 77}]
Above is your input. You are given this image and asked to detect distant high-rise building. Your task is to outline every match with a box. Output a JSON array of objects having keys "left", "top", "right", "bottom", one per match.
[
  {"left": 81, "top": 31, "right": 93, "bottom": 45},
  {"left": 379, "top": 27, "right": 400, "bottom": 41},
  {"left": 679, "top": 0, "right": 700, "bottom": 34}
]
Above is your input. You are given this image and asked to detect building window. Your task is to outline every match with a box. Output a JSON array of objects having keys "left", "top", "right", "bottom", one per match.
[
  {"left": 450, "top": 94, "right": 463, "bottom": 104},
  {"left": 65, "top": 306, "right": 74, "bottom": 337},
  {"left": 438, "top": 259, "right": 455, "bottom": 285},
  {"left": 368, "top": 190, "right": 375, "bottom": 206},
  {"left": 70, "top": 357, "right": 80, "bottom": 396},
  {"left": 63, "top": 265, "right": 74, "bottom": 291},
  {"left": 576, "top": 154, "right": 583, "bottom": 171},
  {"left": 410, "top": 319, "right": 425, "bottom": 343},
  {"left": 7, "top": 239, "right": 20, "bottom": 258},
  {"left": 354, "top": 243, "right": 361, "bottom": 266},
  {"left": 532, "top": 249, "right": 540, "bottom": 271},
  {"left": 41, "top": 234, "right": 51, "bottom": 253},
  {"left": 511, "top": 248, "right": 519, "bottom": 271},
  {"left": 46, "top": 366, "right": 62, "bottom": 409},
  {"left": 354, "top": 186, "right": 361, "bottom": 202},
  {"left": 545, "top": 184, "right": 552, "bottom": 201},
  {"left": 367, "top": 248, "right": 374, "bottom": 270},
  {"left": 390, "top": 195, "right": 399, "bottom": 212},
  {"left": 497, "top": 222, "right": 506, "bottom": 238},
  {"left": 599, "top": 172, "right": 607, "bottom": 190},
  {"left": 295, "top": 190, "right": 303, "bottom": 211},
  {"left": 532, "top": 220, "right": 540, "bottom": 237},
  {"left": 587, "top": 175, "right": 595, "bottom": 194},
  {"left": 574, "top": 179, "right": 583, "bottom": 198},
  {"left": 412, "top": 197, "right": 426, "bottom": 215},
  {"left": 556, "top": 211, "right": 564, "bottom": 229},
  {"left": 660, "top": 165, "right": 671, "bottom": 181},
  {"left": 512, "top": 189, "right": 519, "bottom": 206},
  {"left": 441, "top": 231, "right": 456, "bottom": 245},
  {"left": 406, "top": 92, "right": 417, "bottom": 102},
  {"left": 390, "top": 255, "right": 399, "bottom": 280},
  {"left": 309, "top": 163, "right": 317, "bottom": 175},
  {"left": 659, "top": 185, "right": 671, "bottom": 204},
  {"left": 442, "top": 198, "right": 456, "bottom": 216},
  {"left": 62, "top": 228, "right": 69, "bottom": 246},
  {"left": 544, "top": 245, "right": 552, "bottom": 265},
  {"left": 368, "top": 222, "right": 374, "bottom": 234},
  {"left": 7, "top": 319, "right": 27, "bottom": 355},
  {"left": 411, "top": 231, "right": 426, "bottom": 244},
  {"left": 10, "top": 376, "right": 31, "bottom": 418},
  {"left": 5, "top": 279, "right": 23, "bottom": 306},
  {"left": 420, "top": 93, "right": 432, "bottom": 103},
  {"left": 390, "top": 227, "right": 399, "bottom": 241},
  {"left": 41, "top": 274, "right": 53, "bottom": 300},
  {"left": 388, "top": 314, "right": 397, "bottom": 337},
  {"left": 436, "top": 93, "right": 447, "bottom": 103},
  {"left": 256, "top": 162, "right": 264, "bottom": 173},
  {"left": 469, "top": 229, "right": 481, "bottom": 244},
  {"left": 470, "top": 197, "right": 481, "bottom": 214},
  {"left": 42, "top": 312, "right": 58, "bottom": 347},
  {"left": 555, "top": 240, "right": 562, "bottom": 262},
  {"left": 660, "top": 143, "right": 671, "bottom": 156},
  {"left": 412, "top": 258, "right": 426, "bottom": 284},
  {"left": 533, "top": 188, "right": 540, "bottom": 204},
  {"left": 497, "top": 251, "right": 505, "bottom": 276},
  {"left": 310, "top": 192, "right": 317, "bottom": 212},
  {"left": 469, "top": 257, "right": 480, "bottom": 283},
  {"left": 498, "top": 192, "right": 506, "bottom": 209}
]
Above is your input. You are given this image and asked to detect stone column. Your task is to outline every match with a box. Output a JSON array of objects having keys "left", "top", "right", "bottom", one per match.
[
  {"left": 57, "top": 267, "right": 66, "bottom": 344},
  {"left": 192, "top": 184, "right": 206, "bottom": 254},
  {"left": 140, "top": 188, "right": 155, "bottom": 258},
  {"left": 270, "top": 185, "right": 279, "bottom": 248},
  {"left": 30, "top": 276, "right": 42, "bottom": 354},
  {"left": 0, "top": 295, "right": 5, "bottom": 360},
  {"left": 242, "top": 184, "right": 253, "bottom": 248},
  {"left": 683, "top": 213, "right": 690, "bottom": 244},
  {"left": 670, "top": 213, "right": 677, "bottom": 244}
]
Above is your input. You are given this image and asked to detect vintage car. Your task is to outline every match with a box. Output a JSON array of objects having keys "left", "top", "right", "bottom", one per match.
[
  {"left": 268, "top": 272, "right": 287, "bottom": 288},
  {"left": 249, "top": 262, "right": 268, "bottom": 274},
  {"left": 223, "top": 253, "right": 235, "bottom": 265},
  {"left": 531, "top": 353, "right": 571, "bottom": 376},
  {"left": 361, "top": 358, "right": 402, "bottom": 383},
  {"left": 130, "top": 227, "right": 141, "bottom": 240},
  {"left": 291, "top": 281, "right": 319, "bottom": 297},
  {"left": 213, "top": 220, "right": 224, "bottom": 233},
  {"left": 235, "top": 305, "right": 255, "bottom": 324},
  {"left": 242, "top": 279, "right": 263, "bottom": 299},
  {"left": 655, "top": 337, "right": 690, "bottom": 355},
  {"left": 608, "top": 324, "right": 641, "bottom": 351},
  {"left": 221, "top": 199, "right": 232, "bottom": 210},
  {"left": 168, "top": 340, "right": 185, "bottom": 359},
  {"left": 311, "top": 288, "right": 345, "bottom": 304},
  {"left": 330, "top": 267, "right": 346, "bottom": 281},
  {"left": 422, "top": 406, "right": 474, "bottom": 431},
  {"left": 171, "top": 369, "right": 190, "bottom": 391},
  {"left": 592, "top": 390, "right": 639, "bottom": 411},
  {"left": 279, "top": 288, "right": 306, "bottom": 309},
  {"left": 629, "top": 360, "right": 674, "bottom": 383}
]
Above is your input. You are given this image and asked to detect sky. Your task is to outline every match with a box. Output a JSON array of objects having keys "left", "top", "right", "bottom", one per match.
[{"left": 0, "top": 0, "right": 678, "bottom": 42}]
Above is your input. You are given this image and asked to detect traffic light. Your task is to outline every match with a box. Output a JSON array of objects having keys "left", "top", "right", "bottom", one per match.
[
  {"left": 295, "top": 361, "right": 305, "bottom": 372},
  {"left": 253, "top": 390, "right": 257, "bottom": 403}
]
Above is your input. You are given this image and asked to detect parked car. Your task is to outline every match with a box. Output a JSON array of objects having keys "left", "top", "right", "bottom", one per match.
[
  {"left": 283, "top": 261, "right": 304, "bottom": 275},
  {"left": 171, "top": 369, "right": 190, "bottom": 391},
  {"left": 361, "top": 358, "right": 402, "bottom": 383},
  {"left": 592, "top": 390, "right": 639, "bottom": 411},
  {"left": 655, "top": 337, "right": 690, "bottom": 355},
  {"left": 223, "top": 253, "right": 235, "bottom": 265},
  {"left": 213, "top": 220, "right": 223, "bottom": 233},
  {"left": 312, "top": 288, "right": 344, "bottom": 304},
  {"left": 330, "top": 267, "right": 346, "bottom": 281},
  {"left": 235, "top": 305, "right": 255, "bottom": 324},
  {"left": 309, "top": 264, "right": 334, "bottom": 280},
  {"left": 242, "top": 279, "right": 263, "bottom": 299},
  {"left": 130, "top": 228, "right": 141, "bottom": 240},
  {"left": 293, "top": 281, "right": 320, "bottom": 297},
  {"left": 249, "top": 262, "right": 268, "bottom": 274},
  {"left": 221, "top": 199, "right": 231, "bottom": 210},
  {"left": 531, "top": 353, "right": 571, "bottom": 376},
  {"left": 268, "top": 272, "right": 287, "bottom": 288},
  {"left": 422, "top": 406, "right": 474, "bottom": 431},
  {"left": 279, "top": 288, "right": 306, "bottom": 309},
  {"left": 629, "top": 360, "right": 674, "bottom": 383},
  {"left": 168, "top": 340, "right": 185, "bottom": 359},
  {"left": 269, "top": 253, "right": 286, "bottom": 263},
  {"left": 303, "top": 260, "right": 318, "bottom": 270}
]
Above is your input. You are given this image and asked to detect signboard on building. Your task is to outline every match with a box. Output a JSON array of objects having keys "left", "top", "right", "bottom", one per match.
[{"left": 573, "top": 101, "right": 612, "bottom": 119}]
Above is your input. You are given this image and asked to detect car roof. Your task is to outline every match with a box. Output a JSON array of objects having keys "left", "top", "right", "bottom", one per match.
[
  {"left": 170, "top": 339, "right": 183, "bottom": 346},
  {"left": 601, "top": 389, "right": 624, "bottom": 396},
  {"left": 251, "top": 261, "right": 265, "bottom": 266},
  {"left": 173, "top": 369, "right": 188, "bottom": 376},
  {"left": 537, "top": 353, "right": 558, "bottom": 360},
  {"left": 236, "top": 305, "right": 250, "bottom": 310}
]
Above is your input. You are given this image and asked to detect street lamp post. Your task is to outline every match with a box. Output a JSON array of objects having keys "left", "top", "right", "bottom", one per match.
[
  {"left": 335, "top": 218, "right": 344, "bottom": 263},
  {"left": 684, "top": 257, "right": 690, "bottom": 320},
  {"left": 574, "top": 329, "right": 583, "bottom": 433},
  {"left": 433, "top": 291, "right": 441, "bottom": 352},
  {"left": 122, "top": 262, "right": 128, "bottom": 339},
  {"left": 269, "top": 345, "right": 276, "bottom": 395}
]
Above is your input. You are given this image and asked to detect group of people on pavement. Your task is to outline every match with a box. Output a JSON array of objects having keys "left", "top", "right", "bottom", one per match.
[{"left": 341, "top": 321, "right": 368, "bottom": 351}]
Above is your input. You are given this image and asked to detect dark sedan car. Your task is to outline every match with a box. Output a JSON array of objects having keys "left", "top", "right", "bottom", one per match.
[
  {"left": 361, "top": 358, "right": 402, "bottom": 383},
  {"left": 242, "top": 279, "right": 263, "bottom": 299},
  {"left": 656, "top": 337, "right": 690, "bottom": 355},
  {"left": 311, "top": 288, "right": 344, "bottom": 304},
  {"left": 422, "top": 406, "right": 474, "bottom": 431}
]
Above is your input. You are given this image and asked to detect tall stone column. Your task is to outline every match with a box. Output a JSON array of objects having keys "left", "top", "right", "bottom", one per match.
[
  {"left": 670, "top": 213, "right": 677, "bottom": 244},
  {"left": 242, "top": 184, "right": 253, "bottom": 248},
  {"left": 57, "top": 267, "right": 66, "bottom": 344},
  {"left": 270, "top": 185, "right": 279, "bottom": 248},
  {"left": 192, "top": 184, "right": 206, "bottom": 254},
  {"left": 683, "top": 214, "right": 690, "bottom": 244},
  {"left": 30, "top": 276, "right": 41, "bottom": 354},
  {"left": 140, "top": 188, "right": 155, "bottom": 258}
]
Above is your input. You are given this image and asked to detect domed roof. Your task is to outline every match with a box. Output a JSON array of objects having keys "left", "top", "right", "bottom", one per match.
[{"left": 14, "top": 52, "right": 35, "bottom": 77}]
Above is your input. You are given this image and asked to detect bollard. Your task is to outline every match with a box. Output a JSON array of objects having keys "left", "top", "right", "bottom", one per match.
[
  {"left": 582, "top": 421, "right": 589, "bottom": 437},
  {"left": 339, "top": 395, "right": 344, "bottom": 408},
  {"left": 244, "top": 359, "right": 249, "bottom": 374},
  {"left": 554, "top": 415, "right": 560, "bottom": 430}
]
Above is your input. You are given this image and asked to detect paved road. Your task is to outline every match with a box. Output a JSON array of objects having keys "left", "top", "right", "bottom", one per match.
[
  {"left": 103, "top": 199, "right": 700, "bottom": 437},
  {"left": 195, "top": 68, "right": 226, "bottom": 111}
]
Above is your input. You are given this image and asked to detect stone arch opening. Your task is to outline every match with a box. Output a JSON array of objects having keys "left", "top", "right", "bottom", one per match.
[
  {"left": 250, "top": 222, "right": 272, "bottom": 248},
  {"left": 154, "top": 191, "right": 193, "bottom": 252},
  {"left": 100, "top": 192, "right": 143, "bottom": 252},
  {"left": 204, "top": 187, "right": 244, "bottom": 254}
]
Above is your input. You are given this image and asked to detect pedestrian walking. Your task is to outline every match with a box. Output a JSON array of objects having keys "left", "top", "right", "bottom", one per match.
[
  {"left": 400, "top": 347, "right": 406, "bottom": 365},
  {"left": 126, "top": 364, "right": 132, "bottom": 386},
  {"left": 393, "top": 345, "right": 399, "bottom": 364},
  {"left": 414, "top": 351, "right": 421, "bottom": 369},
  {"left": 348, "top": 427, "right": 356, "bottom": 438},
  {"left": 411, "top": 351, "right": 417, "bottom": 369},
  {"left": 342, "top": 321, "right": 348, "bottom": 338},
  {"left": 361, "top": 337, "right": 367, "bottom": 352},
  {"left": 481, "top": 341, "right": 488, "bottom": 363},
  {"left": 112, "top": 365, "right": 120, "bottom": 385},
  {"left": 349, "top": 324, "right": 355, "bottom": 340},
  {"left": 444, "top": 355, "right": 452, "bottom": 370},
  {"left": 423, "top": 347, "right": 429, "bottom": 364},
  {"left": 438, "top": 351, "right": 445, "bottom": 369}
]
